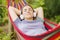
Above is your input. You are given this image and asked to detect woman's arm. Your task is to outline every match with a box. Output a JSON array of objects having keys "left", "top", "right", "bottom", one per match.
[
  {"left": 35, "top": 7, "right": 44, "bottom": 20},
  {"left": 10, "top": 6, "right": 21, "bottom": 15},
  {"left": 8, "top": 6, "right": 21, "bottom": 21}
]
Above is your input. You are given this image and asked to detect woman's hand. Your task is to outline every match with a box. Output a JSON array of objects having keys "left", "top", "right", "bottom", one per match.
[{"left": 13, "top": 7, "right": 21, "bottom": 16}]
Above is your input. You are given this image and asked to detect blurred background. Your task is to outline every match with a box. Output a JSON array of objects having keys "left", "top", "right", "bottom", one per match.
[{"left": 0, "top": 0, "right": 60, "bottom": 40}]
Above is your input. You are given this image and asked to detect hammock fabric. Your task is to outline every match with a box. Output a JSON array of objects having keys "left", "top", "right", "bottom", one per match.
[{"left": 7, "top": 0, "right": 60, "bottom": 40}]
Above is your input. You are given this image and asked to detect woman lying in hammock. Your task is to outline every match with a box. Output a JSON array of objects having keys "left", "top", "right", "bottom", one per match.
[{"left": 8, "top": 5, "right": 60, "bottom": 36}]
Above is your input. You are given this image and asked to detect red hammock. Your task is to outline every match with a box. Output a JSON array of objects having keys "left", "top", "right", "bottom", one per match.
[{"left": 7, "top": 0, "right": 60, "bottom": 40}]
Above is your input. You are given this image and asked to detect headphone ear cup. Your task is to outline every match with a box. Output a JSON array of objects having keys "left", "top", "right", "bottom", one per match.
[
  {"left": 33, "top": 12, "right": 37, "bottom": 17},
  {"left": 20, "top": 15, "right": 24, "bottom": 19}
]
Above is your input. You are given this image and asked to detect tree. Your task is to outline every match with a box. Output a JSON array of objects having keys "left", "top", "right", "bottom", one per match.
[{"left": 0, "top": 0, "right": 8, "bottom": 26}]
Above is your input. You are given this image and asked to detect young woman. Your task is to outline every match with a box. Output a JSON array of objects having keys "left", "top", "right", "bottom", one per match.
[{"left": 8, "top": 5, "right": 47, "bottom": 36}]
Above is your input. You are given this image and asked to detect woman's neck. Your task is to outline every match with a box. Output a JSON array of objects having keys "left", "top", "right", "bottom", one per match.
[{"left": 25, "top": 18, "right": 33, "bottom": 21}]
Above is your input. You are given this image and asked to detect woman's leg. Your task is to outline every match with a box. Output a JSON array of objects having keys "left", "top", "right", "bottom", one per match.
[{"left": 8, "top": 6, "right": 19, "bottom": 21}]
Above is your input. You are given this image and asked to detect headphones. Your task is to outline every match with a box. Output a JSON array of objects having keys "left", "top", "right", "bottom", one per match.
[{"left": 20, "top": 10, "right": 37, "bottom": 20}]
